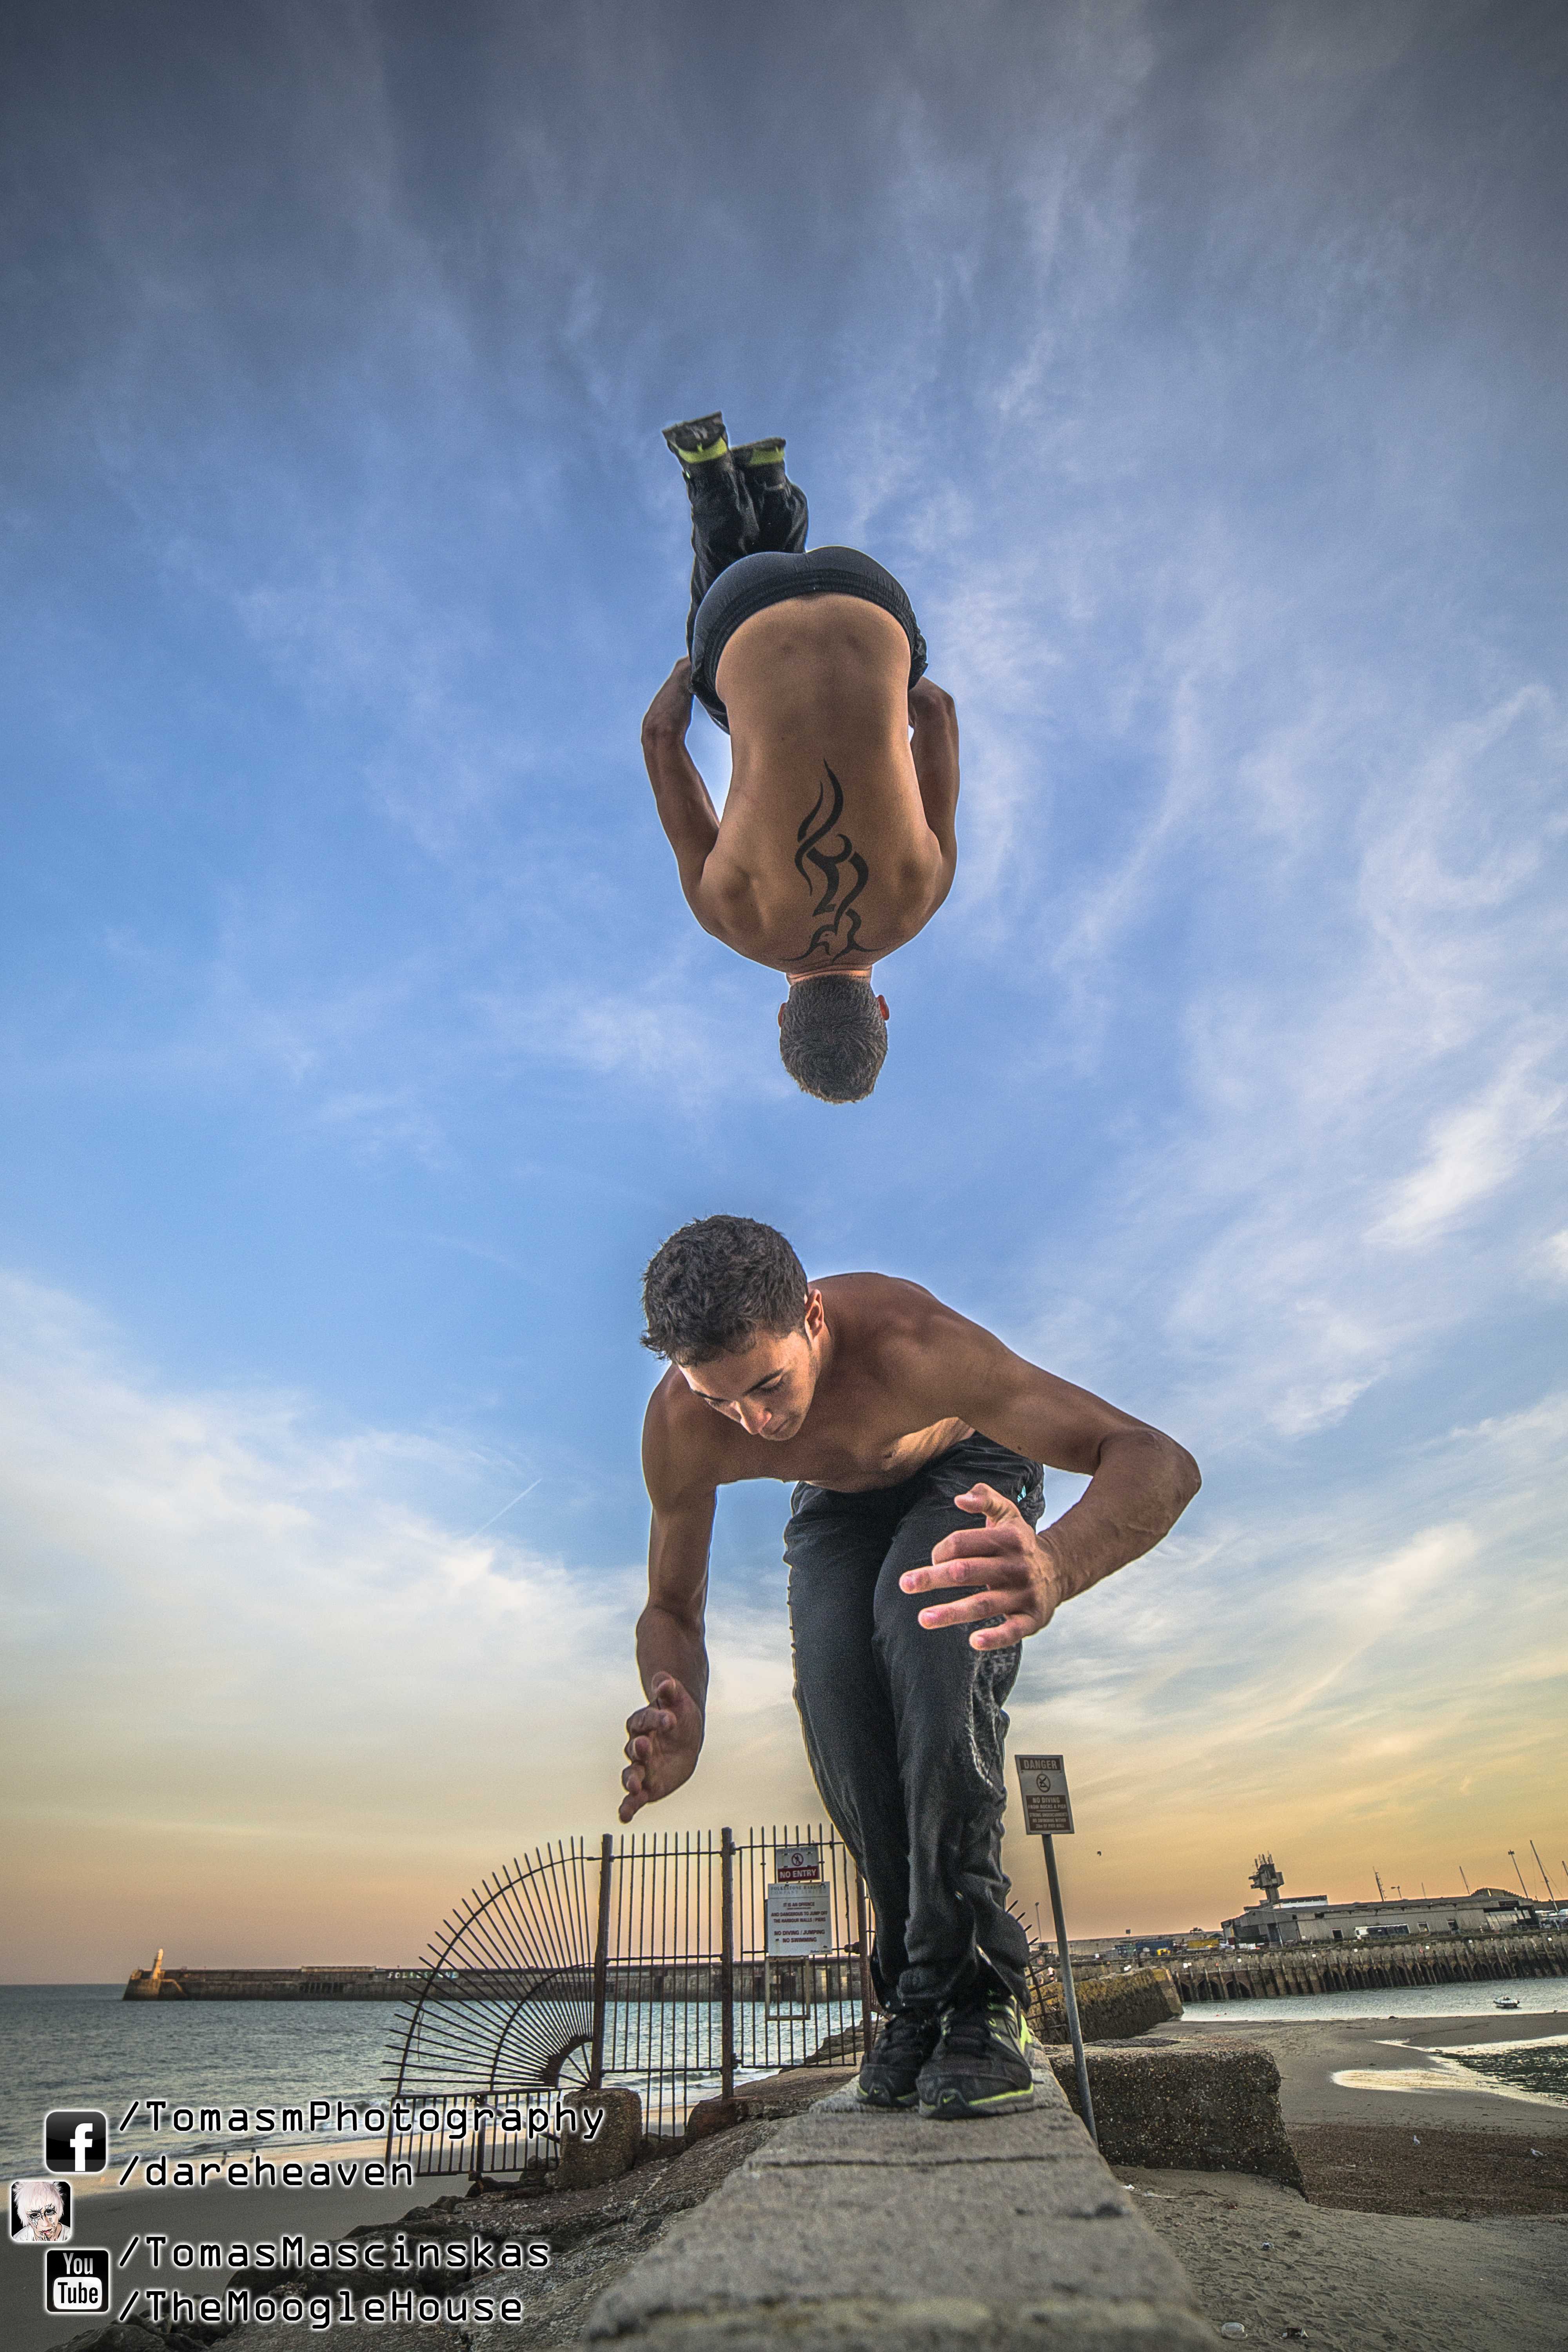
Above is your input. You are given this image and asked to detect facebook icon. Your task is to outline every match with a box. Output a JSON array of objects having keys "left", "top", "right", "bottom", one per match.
[{"left": 44, "top": 2112, "right": 108, "bottom": 2175}]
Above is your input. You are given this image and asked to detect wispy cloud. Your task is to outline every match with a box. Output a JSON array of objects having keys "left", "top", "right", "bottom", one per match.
[
  {"left": 1370, "top": 1047, "right": 1564, "bottom": 1250},
  {"left": 1007, "top": 1389, "right": 1568, "bottom": 1930},
  {"left": 0, "top": 1270, "right": 812, "bottom": 1972}
]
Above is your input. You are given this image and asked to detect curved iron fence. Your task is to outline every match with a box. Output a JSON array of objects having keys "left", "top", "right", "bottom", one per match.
[{"left": 385, "top": 1825, "right": 874, "bottom": 2176}]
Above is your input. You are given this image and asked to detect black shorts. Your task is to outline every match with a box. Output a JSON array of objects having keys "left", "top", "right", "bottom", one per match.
[{"left": 689, "top": 545, "right": 928, "bottom": 732}]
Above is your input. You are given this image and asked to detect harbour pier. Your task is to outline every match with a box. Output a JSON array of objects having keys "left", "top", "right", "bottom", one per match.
[{"left": 1174, "top": 1929, "right": 1567, "bottom": 2003}]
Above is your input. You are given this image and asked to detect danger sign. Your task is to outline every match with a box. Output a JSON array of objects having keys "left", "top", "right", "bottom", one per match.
[{"left": 1014, "top": 1753, "right": 1074, "bottom": 1836}]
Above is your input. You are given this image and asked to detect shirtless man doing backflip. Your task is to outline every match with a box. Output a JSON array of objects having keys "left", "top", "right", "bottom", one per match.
[
  {"left": 641, "top": 412, "right": 959, "bottom": 1102},
  {"left": 621, "top": 1215, "right": 1200, "bottom": 2120}
]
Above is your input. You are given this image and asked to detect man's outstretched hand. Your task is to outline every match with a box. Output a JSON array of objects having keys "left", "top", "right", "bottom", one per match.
[
  {"left": 900, "top": 1483, "right": 1064, "bottom": 1650},
  {"left": 619, "top": 1671, "right": 704, "bottom": 1822},
  {"left": 641, "top": 658, "right": 695, "bottom": 745}
]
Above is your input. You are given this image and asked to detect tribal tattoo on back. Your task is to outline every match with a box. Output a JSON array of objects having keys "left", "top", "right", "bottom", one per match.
[{"left": 791, "top": 763, "right": 869, "bottom": 963}]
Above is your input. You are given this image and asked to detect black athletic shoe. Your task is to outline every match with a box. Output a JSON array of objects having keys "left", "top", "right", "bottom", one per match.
[
  {"left": 916, "top": 1987, "right": 1037, "bottom": 2120},
  {"left": 728, "top": 436, "right": 787, "bottom": 474},
  {"left": 662, "top": 411, "right": 728, "bottom": 466},
  {"left": 855, "top": 2004, "right": 942, "bottom": 2109}
]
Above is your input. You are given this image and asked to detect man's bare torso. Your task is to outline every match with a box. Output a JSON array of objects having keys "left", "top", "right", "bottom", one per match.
[
  {"left": 695, "top": 599, "right": 951, "bottom": 971},
  {"left": 653, "top": 1273, "right": 974, "bottom": 1493}
]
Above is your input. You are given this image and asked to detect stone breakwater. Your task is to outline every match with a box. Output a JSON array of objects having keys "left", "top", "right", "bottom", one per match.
[
  {"left": 123, "top": 1965, "right": 429, "bottom": 2000},
  {"left": 123, "top": 1956, "right": 871, "bottom": 2001},
  {"left": 1172, "top": 1931, "right": 1567, "bottom": 2003}
]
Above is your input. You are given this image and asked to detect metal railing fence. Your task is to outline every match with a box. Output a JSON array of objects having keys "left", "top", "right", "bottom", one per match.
[{"left": 385, "top": 1825, "right": 874, "bottom": 2177}]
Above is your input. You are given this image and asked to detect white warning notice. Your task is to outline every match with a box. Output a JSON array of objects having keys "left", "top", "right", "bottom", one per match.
[{"left": 765, "top": 1883, "right": 833, "bottom": 1955}]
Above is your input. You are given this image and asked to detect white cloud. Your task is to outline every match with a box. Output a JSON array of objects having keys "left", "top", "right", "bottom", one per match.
[
  {"left": 0, "top": 1270, "right": 813, "bottom": 1905},
  {"left": 0, "top": 1272, "right": 621, "bottom": 1812},
  {"left": 1369, "top": 1048, "right": 1564, "bottom": 1250},
  {"left": 1004, "top": 1388, "right": 1567, "bottom": 1928}
]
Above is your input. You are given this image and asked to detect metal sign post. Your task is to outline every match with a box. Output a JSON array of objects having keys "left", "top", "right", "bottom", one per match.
[{"left": 1014, "top": 1754, "right": 1097, "bottom": 2146}]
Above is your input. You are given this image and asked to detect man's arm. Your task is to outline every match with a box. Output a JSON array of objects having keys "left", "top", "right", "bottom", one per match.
[
  {"left": 894, "top": 1301, "right": 1200, "bottom": 1648},
  {"left": 619, "top": 1386, "right": 718, "bottom": 1822},
  {"left": 907, "top": 677, "right": 960, "bottom": 898},
  {"left": 641, "top": 659, "right": 723, "bottom": 918}
]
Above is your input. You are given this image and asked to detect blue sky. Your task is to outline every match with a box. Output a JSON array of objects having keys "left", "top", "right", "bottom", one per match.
[{"left": 4, "top": 1, "right": 1565, "bottom": 1973}]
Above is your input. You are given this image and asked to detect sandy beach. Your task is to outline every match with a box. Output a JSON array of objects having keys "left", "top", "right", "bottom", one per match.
[
  {"left": 1124, "top": 2009, "right": 1568, "bottom": 2346},
  {"left": 1165, "top": 2006, "right": 1568, "bottom": 2138},
  {"left": 1122, "top": 2165, "right": 1568, "bottom": 2351}
]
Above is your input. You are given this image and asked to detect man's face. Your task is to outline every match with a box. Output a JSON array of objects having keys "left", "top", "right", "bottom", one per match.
[{"left": 677, "top": 1292, "right": 826, "bottom": 1441}]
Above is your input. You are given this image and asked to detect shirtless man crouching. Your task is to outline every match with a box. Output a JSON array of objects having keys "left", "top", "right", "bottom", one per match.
[
  {"left": 621, "top": 1214, "right": 1201, "bottom": 2121},
  {"left": 641, "top": 412, "right": 959, "bottom": 1103}
]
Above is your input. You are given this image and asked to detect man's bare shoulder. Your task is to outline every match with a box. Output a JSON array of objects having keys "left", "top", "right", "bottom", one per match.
[
  {"left": 820, "top": 1269, "right": 1029, "bottom": 1424},
  {"left": 817, "top": 1270, "right": 962, "bottom": 1369}
]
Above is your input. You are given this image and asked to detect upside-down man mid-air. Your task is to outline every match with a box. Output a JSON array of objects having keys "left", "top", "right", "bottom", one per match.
[{"left": 641, "top": 411, "right": 960, "bottom": 1103}]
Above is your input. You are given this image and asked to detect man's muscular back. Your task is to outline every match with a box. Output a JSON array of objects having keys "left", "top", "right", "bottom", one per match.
[{"left": 641, "top": 612, "right": 960, "bottom": 976}]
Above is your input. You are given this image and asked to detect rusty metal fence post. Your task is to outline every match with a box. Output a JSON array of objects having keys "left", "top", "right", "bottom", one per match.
[
  {"left": 589, "top": 1831, "right": 613, "bottom": 2088},
  {"left": 720, "top": 1826, "right": 736, "bottom": 2100}
]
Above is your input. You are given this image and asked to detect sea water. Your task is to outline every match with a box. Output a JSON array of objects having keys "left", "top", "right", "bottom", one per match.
[
  {"left": 0, "top": 1985, "right": 400, "bottom": 2179},
  {"left": 1175, "top": 1972, "right": 1568, "bottom": 2104},
  {"left": 10, "top": 1976, "right": 1566, "bottom": 2177},
  {"left": 0, "top": 1983, "right": 862, "bottom": 2179}
]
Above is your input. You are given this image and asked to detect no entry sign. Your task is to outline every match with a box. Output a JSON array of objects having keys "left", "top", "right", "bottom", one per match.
[
  {"left": 774, "top": 1844, "right": 822, "bottom": 1882},
  {"left": 1014, "top": 1753, "right": 1074, "bottom": 1836}
]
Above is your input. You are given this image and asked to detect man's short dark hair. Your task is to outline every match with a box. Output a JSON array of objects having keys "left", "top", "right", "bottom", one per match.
[
  {"left": 779, "top": 977, "right": 887, "bottom": 1103},
  {"left": 641, "top": 1215, "right": 808, "bottom": 1363}
]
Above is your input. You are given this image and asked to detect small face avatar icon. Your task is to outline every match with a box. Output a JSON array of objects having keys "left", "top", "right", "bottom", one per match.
[{"left": 13, "top": 2178, "right": 70, "bottom": 2241}]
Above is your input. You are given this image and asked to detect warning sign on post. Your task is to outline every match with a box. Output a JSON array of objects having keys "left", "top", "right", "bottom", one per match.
[
  {"left": 1014, "top": 1753, "right": 1074, "bottom": 1836},
  {"left": 773, "top": 1844, "right": 822, "bottom": 1882},
  {"left": 766, "top": 1882, "right": 832, "bottom": 1955}
]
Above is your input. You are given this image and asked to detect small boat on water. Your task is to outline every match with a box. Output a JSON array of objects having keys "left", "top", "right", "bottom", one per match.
[{"left": 1493, "top": 1995, "right": 1521, "bottom": 2009}]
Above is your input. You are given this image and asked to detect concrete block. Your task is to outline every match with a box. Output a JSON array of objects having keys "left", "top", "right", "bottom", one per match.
[
  {"left": 684, "top": 2094, "right": 746, "bottom": 2145},
  {"left": 586, "top": 2066, "right": 1212, "bottom": 2351},
  {"left": 684, "top": 2067, "right": 859, "bottom": 2147},
  {"left": 1028, "top": 1967, "right": 1182, "bottom": 2045},
  {"left": 1048, "top": 2038, "right": 1303, "bottom": 2190},
  {"left": 559, "top": 2086, "right": 644, "bottom": 2189}
]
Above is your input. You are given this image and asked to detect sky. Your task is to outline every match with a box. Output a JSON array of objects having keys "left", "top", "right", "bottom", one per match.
[{"left": 3, "top": 0, "right": 1565, "bottom": 1979}]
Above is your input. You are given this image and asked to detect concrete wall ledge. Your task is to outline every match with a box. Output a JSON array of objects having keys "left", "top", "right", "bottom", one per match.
[{"left": 587, "top": 2065, "right": 1212, "bottom": 2352}]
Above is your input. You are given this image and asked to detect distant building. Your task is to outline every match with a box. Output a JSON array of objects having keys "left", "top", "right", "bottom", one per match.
[
  {"left": 1096, "top": 1929, "right": 1223, "bottom": 1960},
  {"left": 1221, "top": 1859, "right": 1538, "bottom": 1946}
]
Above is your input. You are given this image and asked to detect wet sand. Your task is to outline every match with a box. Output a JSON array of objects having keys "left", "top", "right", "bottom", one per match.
[{"left": 1290, "top": 2122, "right": 1568, "bottom": 2218}]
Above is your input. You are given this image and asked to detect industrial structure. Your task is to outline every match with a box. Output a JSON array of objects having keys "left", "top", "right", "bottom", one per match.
[{"left": 1221, "top": 1853, "right": 1542, "bottom": 1946}]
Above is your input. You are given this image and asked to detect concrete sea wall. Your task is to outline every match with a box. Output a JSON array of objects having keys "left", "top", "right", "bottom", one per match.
[{"left": 1173, "top": 1929, "right": 1567, "bottom": 2002}]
